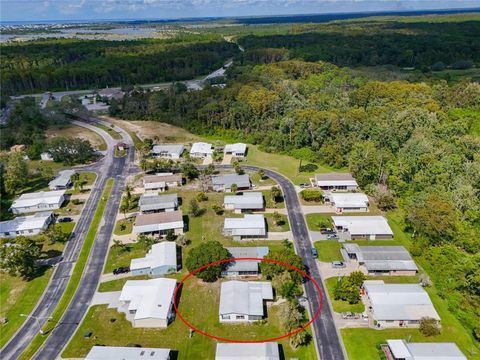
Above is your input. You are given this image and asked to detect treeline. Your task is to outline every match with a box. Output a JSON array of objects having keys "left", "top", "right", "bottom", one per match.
[
  {"left": 0, "top": 34, "right": 238, "bottom": 95},
  {"left": 114, "top": 60, "right": 480, "bottom": 340},
  {"left": 237, "top": 20, "right": 480, "bottom": 68}
]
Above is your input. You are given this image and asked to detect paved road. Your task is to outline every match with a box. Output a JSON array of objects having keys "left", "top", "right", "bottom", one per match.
[
  {"left": 241, "top": 165, "right": 346, "bottom": 360},
  {"left": 0, "top": 118, "right": 135, "bottom": 360}
]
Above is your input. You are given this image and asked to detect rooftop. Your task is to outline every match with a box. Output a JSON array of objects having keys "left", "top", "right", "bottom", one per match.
[
  {"left": 139, "top": 193, "right": 178, "bottom": 210},
  {"left": 48, "top": 169, "right": 75, "bottom": 188},
  {"left": 387, "top": 340, "right": 466, "bottom": 360},
  {"left": 224, "top": 214, "right": 265, "bottom": 232},
  {"left": 119, "top": 278, "right": 177, "bottom": 321},
  {"left": 315, "top": 172, "right": 358, "bottom": 186},
  {"left": 143, "top": 174, "right": 182, "bottom": 184},
  {"left": 151, "top": 144, "right": 184, "bottom": 155},
  {"left": 364, "top": 281, "right": 440, "bottom": 321},
  {"left": 332, "top": 216, "right": 393, "bottom": 236},
  {"left": 224, "top": 192, "right": 263, "bottom": 209},
  {"left": 0, "top": 212, "right": 52, "bottom": 233},
  {"left": 219, "top": 281, "right": 273, "bottom": 316},
  {"left": 135, "top": 210, "right": 183, "bottom": 227},
  {"left": 224, "top": 143, "right": 247, "bottom": 154},
  {"left": 11, "top": 190, "right": 66, "bottom": 209},
  {"left": 86, "top": 346, "right": 171, "bottom": 360},
  {"left": 212, "top": 174, "right": 250, "bottom": 188},
  {"left": 329, "top": 192, "right": 369, "bottom": 207},
  {"left": 216, "top": 342, "right": 280, "bottom": 360},
  {"left": 190, "top": 142, "right": 213, "bottom": 154},
  {"left": 130, "top": 241, "right": 177, "bottom": 271},
  {"left": 225, "top": 247, "right": 269, "bottom": 273},
  {"left": 344, "top": 244, "right": 418, "bottom": 271}
]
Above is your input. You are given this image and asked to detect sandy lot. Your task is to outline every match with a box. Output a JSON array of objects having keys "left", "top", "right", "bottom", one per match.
[{"left": 46, "top": 124, "right": 106, "bottom": 149}]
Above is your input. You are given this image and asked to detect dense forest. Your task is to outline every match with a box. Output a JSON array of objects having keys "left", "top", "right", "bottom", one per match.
[
  {"left": 0, "top": 34, "right": 238, "bottom": 95},
  {"left": 115, "top": 59, "right": 480, "bottom": 341}
]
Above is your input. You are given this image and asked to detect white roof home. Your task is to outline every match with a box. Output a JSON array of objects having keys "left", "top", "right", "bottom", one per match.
[
  {"left": 143, "top": 174, "right": 182, "bottom": 191},
  {"left": 332, "top": 216, "right": 393, "bottom": 239},
  {"left": 48, "top": 170, "right": 75, "bottom": 190},
  {"left": 86, "top": 346, "right": 171, "bottom": 360},
  {"left": 363, "top": 281, "right": 440, "bottom": 322},
  {"left": 386, "top": 340, "right": 466, "bottom": 360},
  {"left": 223, "top": 246, "right": 269, "bottom": 276},
  {"left": 219, "top": 281, "right": 273, "bottom": 321},
  {"left": 0, "top": 212, "right": 53, "bottom": 238},
  {"left": 40, "top": 152, "right": 53, "bottom": 161},
  {"left": 215, "top": 342, "right": 280, "bottom": 360},
  {"left": 224, "top": 214, "right": 266, "bottom": 239},
  {"left": 212, "top": 174, "right": 251, "bottom": 192},
  {"left": 130, "top": 242, "right": 178, "bottom": 276},
  {"left": 190, "top": 142, "right": 213, "bottom": 157},
  {"left": 133, "top": 210, "right": 184, "bottom": 235},
  {"left": 223, "top": 192, "right": 264, "bottom": 211},
  {"left": 139, "top": 193, "right": 178, "bottom": 213},
  {"left": 118, "top": 278, "right": 177, "bottom": 327},
  {"left": 314, "top": 172, "right": 358, "bottom": 190},
  {"left": 151, "top": 144, "right": 185, "bottom": 159},
  {"left": 344, "top": 244, "right": 418, "bottom": 274},
  {"left": 224, "top": 143, "right": 247, "bottom": 157},
  {"left": 328, "top": 192, "right": 369, "bottom": 211},
  {"left": 10, "top": 190, "right": 66, "bottom": 214}
]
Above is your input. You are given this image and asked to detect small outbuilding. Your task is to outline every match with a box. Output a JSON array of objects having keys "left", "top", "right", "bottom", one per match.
[
  {"left": 224, "top": 214, "right": 266, "bottom": 240},
  {"left": 223, "top": 192, "right": 264, "bottom": 213},
  {"left": 332, "top": 216, "right": 393, "bottom": 240},
  {"left": 133, "top": 210, "right": 184, "bottom": 236},
  {"left": 130, "top": 241, "right": 178, "bottom": 276},
  {"left": 222, "top": 246, "right": 269, "bottom": 277},
  {"left": 215, "top": 342, "right": 280, "bottom": 360},
  {"left": 40, "top": 152, "right": 53, "bottom": 161},
  {"left": 212, "top": 174, "right": 251, "bottom": 192},
  {"left": 152, "top": 144, "right": 185, "bottom": 160}
]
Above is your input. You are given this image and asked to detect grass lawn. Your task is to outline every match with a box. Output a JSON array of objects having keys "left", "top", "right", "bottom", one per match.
[
  {"left": 324, "top": 277, "right": 365, "bottom": 313},
  {"left": 67, "top": 172, "right": 97, "bottom": 195},
  {"left": 97, "top": 276, "right": 149, "bottom": 292},
  {"left": 93, "top": 123, "right": 122, "bottom": 140},
  {"left": 19, "top": 179, "right": 114, "bottom": 360},
  {"left": 261, "top": 189, "right": 285, "bottom": 209},
  {"left": 249, "top": 172, "right": 276, "bottom": 187},
  {"left": 0, "top": 268, "right": 53, "bottom": 347},
  {"left": 264, "top": 213, "right": 290, "bottom": 232},
  {"left": 113, "top": 218, "right": 134, "bottom": 236},
  {"left": 104, "top": 242, "right": 147, "bottom": 274},
  {"left": 366, "top": 275, "right": 420, "bottom": 284},
  {"left": 306, "top": 213, "right": 332, "bottom": 231},
  {"left": 314, "top": 240, "right": 343, "bottom": 262},
  {"left": 62, "top": 279, "right": 317, "bottom": 360}
]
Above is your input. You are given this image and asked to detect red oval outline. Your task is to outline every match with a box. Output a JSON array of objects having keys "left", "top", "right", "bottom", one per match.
[{"left": 172, "top": 257, "right": 323, "bottom": 343}]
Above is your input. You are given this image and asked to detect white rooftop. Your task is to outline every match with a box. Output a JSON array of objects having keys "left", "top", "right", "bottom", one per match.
[
  {"left": 332, "top": 216, "right": 393, "bottom": 236},
  {"left": 224, "top": 192, "right": 263, "bottom": 209},
  {"left": 152, "top": 144, "right": 184, "bottom": 155},
  {"left": 190, "top": 142, "right": 213, "bottom": 154},
  {"left": 48, "top": 170, "right": 75, "bottom": 188},
  {"left": 224, "top": 215, "right": 266, "bottom": 236},
  {"left": 224, "top": 143, "right": 247, "bottom": 154},
  {"left": 219, "top": 281, "right": 273, "bottom": 317},
  {"left": 216, "top": 342, "right": 280, "bottom": 360},
  {"left": 130, "top": 242, "right": 177, "bottom": 271},
  {"left": 213, "top": 174, "right": 251, "bottom": 188},
  {"left": 329, "top": 192, "right": 369, "bottom": 208},
  {"left": 315, "top": 172, "right": 358, "bottom": 187},
  {"left": 364, "top": 281, "right": 440, "bottom": 321},
  {"left": 0, "top": 212, "right": 52, "bottom": 233},
  {"left": 387, "top": 340, "right": 466, "bottom": 360},
  {"left": 86, "top": 346, "right": 171, "bottom": 360},
  {"left": 11, "top": 190, "right": 66, "bottom": 209},
  {"left": 225, "top": 247, "right": 269, "bottom": 273},
  {"left": 119, "top": 278, "right": 177, "bottom": 321},
  {"left": 344, "top": 245, "right": 418, "bottom": 272}
]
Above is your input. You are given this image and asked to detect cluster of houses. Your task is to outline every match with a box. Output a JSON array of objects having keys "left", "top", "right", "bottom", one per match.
[{"left": 150, "top": 141, "right": 248, "bottom": 160}]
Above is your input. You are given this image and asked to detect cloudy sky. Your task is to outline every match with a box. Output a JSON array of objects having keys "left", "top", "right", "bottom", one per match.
[{"left": 1, "top": 0, "right": 478, "bottom": 22}]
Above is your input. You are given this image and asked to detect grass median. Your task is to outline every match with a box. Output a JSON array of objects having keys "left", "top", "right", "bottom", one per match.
[{"left": 18, "top": 178, "right": 114, "bottom": 360}]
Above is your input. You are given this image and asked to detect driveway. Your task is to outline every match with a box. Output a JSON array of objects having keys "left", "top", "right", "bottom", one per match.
[
  {"left": 91, "top": 291, "right": 121, "bottom": 308},
  {"left": 267, "top": 231, "right": 293, "bottom": 241},
  {"left": 317, "top": 260, "right": 360, "bottom": 279},
  {"left": 222, "top": 154, "right": 232, "bottom": 165},
  {"left": 302, "top": 204, "right": 335, "bottom": 214}
]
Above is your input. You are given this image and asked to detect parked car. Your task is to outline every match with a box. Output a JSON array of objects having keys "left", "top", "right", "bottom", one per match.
[
  {"left": 58, "top": 217, "right": 73, "bottom": 223},
  {"left": 311, "top": 247, "right": 318, "bottom": 258},
  {"left": 327, "top": 234, "right": 339, "bottom": 240},
  {"left": 342, "top": 312, "right": 360, "bottom": 319},
  {"left": 332, "top": 261, "right": 346, "bottom": 268},
  {"left": 113, "top": 266, "right": 130, "bottom": 275},
  {"left": 320, "top": 228, "right": 335, "bottom": 234}
]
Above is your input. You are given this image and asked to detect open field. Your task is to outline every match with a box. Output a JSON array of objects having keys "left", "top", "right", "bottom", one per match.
[
  {"left": 62, "top": 278, "right": 316, "bottom": 359},
  {"left": 325, "top": 277, "right": 365, "bottom": 313},
  {"left": 46, "top": 124, "right": 107, "bottom": 151},
  {"left": 93, "top": 123, "right": 122, "bottom": 140}
]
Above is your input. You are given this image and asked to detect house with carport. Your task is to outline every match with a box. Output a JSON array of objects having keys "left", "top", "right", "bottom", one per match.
[
  {"left": 48, "top": 170, "right": 75, "bottom": 190},
  {"left": 143, "top": 174, "right": 182, "bottom": 191},
  {"left": 332, "top": 216, "right": 393, "bottom": 240},
  {"left": 314, "top": 172, "right": 358, "bottom": 191},
  {"left": 224, "top": 143, "right": 247, "bottom": 157},
  {"left": 223, "top": 192, "right": 264, "bottom": 213},
  {"left": 133, "top": 210, "right": 184, "bottom": 236},
  {"left": 326, "top": 192, "right": 369, "bottom": 213},
  {"left": 130, "top": 241, "right": 178, "bottom": 276},
  {"left": 224, "top": 214, "right": 266, "bottom": 240},
  {"left": 151, "top": 144, "right": 184, "bottom": 160},
  {"left": 212, "top": 174, "right": 251, "bottom": 192}
]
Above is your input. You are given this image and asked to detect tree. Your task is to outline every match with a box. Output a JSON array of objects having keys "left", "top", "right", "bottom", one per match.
[
  {"left": 230, "top": 183, "right": 238, "bottom": 194},
  {"left": 136, "top": 234, "right": 156, "bottom": 251},
  {"left": 419, "top": 317, "right": 441, "bottom": 336},
  {"left": 271, "top": 186, "right": 282, "bottom": 204},
  {"left": 273, "top": 211, "right": 284, "bottom": 226},
  {"left": 257, "top": 169, "right": 265, "bottom": 180},
  {"left": 0, "top": 236, "right": 41, "bottom": 279},
  {"left": 232, "top": 160, "right": 242, "bottom": 174},
  {"left": 37, "top": 163, "right": 54, "bottom": 179},
  {"left": 42, "top": 224, "right": 68, "bottom": 244},
  {"left": 333, "top": 271, "right": 365, "bottom": 304},
  {"left": 212, "top": 204, "right": 224, "bottom": 215},
  {"left": 300, "top": 189, "right": 322, "bottom": 202},
  {"left": 189, "top": 199, "right": 202, "bottom": 217},
  {"left": 4, "top": 152, "right": 28, "bottom": 194},
  {"left": 185, "top": 241, "right": 229, "bottom": 282},
  {"left": 165, "top": 230, "right": 176, "bottom": 241},
  {"left": 260, "top": 245, "right": 305, "bottom": 284},
  {"left": 370, "top": 184, "right": 396, "bottom": 211},
  {"left": 181, "top": 161, "right": 199, "bottom": 180},
  {"left": 196, "top": 192, "right": 208, "bottom": 202},
  {"left": 48, "top": 137, "right": 96, "bottom": 165}
]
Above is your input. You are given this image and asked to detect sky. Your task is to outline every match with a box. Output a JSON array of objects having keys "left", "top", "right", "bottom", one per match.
[{"left": 1, "top": 0, "right": 479, "bottom": 22}]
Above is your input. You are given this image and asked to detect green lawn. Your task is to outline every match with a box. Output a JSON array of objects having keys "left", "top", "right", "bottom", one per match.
[
  {"left": 94, "top": 123, "right": 122, "bottom": 140},
  {"left": 62, "top": 279, "right": 317, "bottom": 360},
  {"left": 97, "top": 276, "right": 149, "bottom": 292},
  {"left": 324, "top": 277, "right": 365, "bottom": 313},
  {"left": 314, "top": 240, "right": 343, "bottom": 262},
  {"left": 67, "top": 172, "right": 97, "bottom": 195},
  {"left": 261, "top": 189, "right": 285, "bottom": 209},
  {"left": 113, "top": 218, "right": 134, "bottom": 236},
  {"left": 0, "top": 269, "right": 53, "bottom": 347},
  {"left": 19, "top": 179, "right": 114, "bottom": 360},
  {"left": 264, "top": 213, "right": 290, "bottom": 232},
  {"left": 104, "top": 242, "right": 147, "bottom": 274},
  {"left": 306, "top": 213, "right": 332, "bottom": 231},
  {"left": 249, "top": 171, "right": 276, "bottom": 187},
  {"left": 366, "top": 275, "right": 420, "bottom": 284}
]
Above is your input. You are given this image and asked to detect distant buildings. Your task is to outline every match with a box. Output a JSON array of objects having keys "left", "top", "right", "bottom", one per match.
[
  {"left": 117, "top": 278, "right": 177, "bottom": 328},
  {"left": 133, "top": 210, "right": 184, "bottom": 236},
  {"left": 314, "top": 173, "right": 358, "bottom": 191},
  {"left": 222, "top": 247, "right": 269, "bottom": 277},
  {"left": 223, "top": 192, "right": 264, "bottom": 213},
  {"left": 384, "top": 340, "right": 466, "bottom": 360},
  {"left": 219, "top": 281, "right": 273, "bottom": 323},
  {"left": 326, "top": 192, "right": 369, "bottom": 213},
  {"left": 98, "top": 87, "right": 124, "bottom": 101},
  {"left": 139, "top": 193, "right": 179, "bottom": 213},
  {"left": 48, "top": 170, "right": 75, "bottom": 190},
  {"left": 224, "top": 214, "right": 266, "bottom": 240},
  {"left": 190, "top": 142, "right": 213, "bottom": 158},
  {"left": 40, "top": 152, "right": 53, "bottom": 161},
  {"left": 362, "top": 280, "right": 440, "bottom": 328},
  {"left": 332, "top": 216, "right": 393, "bottom": 240},
  {"left": 212, "top": 174, "right": 251, "bottom": 192},
  {"left": 130, "top": 242, "right": 178, "bottom": 277},
  {"left": 0, "top": 212, "right": 53, "bottom": 238},
  {"left": 86, "top": 346, "right": 171, "bottom": 360},
  {"left": 215, "top": 343, "right": 280, "bottom": 360},
  {"left": 152, "top": 144, "right": 184, "bottom": 160},
  {"left": 224, "top": 143, "right": 247, "bottom": 157},
  {"left": 143, "top": 174, "right": 182, "bottom": 191},
  {"left": 344, "top": 244, "right": 418, "bottom": 276},
  {"left": 10, "top": 190, "right": 66, "bottom": 214}
]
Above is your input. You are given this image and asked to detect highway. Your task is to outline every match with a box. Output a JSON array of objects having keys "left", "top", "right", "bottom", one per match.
[{"left": 0, "top": 118, "right": 135, "bottom": 360}]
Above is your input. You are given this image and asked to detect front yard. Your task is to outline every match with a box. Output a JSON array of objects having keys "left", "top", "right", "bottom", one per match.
[
  {"left": 324, "top": 277, "right": 365, "bottom": 313},
  {"left": 314, "top": 241, "right": 343, "bottom": 262},
  {"left": 113, "top": 218, "right": 134, "bottom": 236}
]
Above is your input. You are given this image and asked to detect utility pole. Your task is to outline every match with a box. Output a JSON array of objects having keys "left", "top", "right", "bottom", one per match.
[{"left": 20, "top": 314, "right": 52, "bottom": 335}]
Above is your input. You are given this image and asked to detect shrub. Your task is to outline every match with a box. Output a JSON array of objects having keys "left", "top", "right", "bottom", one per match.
[
  {"left": 185, "top": 241, "right": 229, "bottom": 282},
  {"left": 212, "top": 204, "right": 224, "bottom": 215},
  {"left": 300, "top": 189, "right": 323, "bottom": 202},
  {"left": 298, "top": 163, "right": 318, "bottom": 173},
  {"left": 196, "top": 192, "right": 208, "bottom": 202},
  {"left": 419, "top": 317, "right": 441, "bottom": 336}
]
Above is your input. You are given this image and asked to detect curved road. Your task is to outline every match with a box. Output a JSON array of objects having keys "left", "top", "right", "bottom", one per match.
[{"left": 0, "top": 118, "right": 135, "bottom": 360}]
